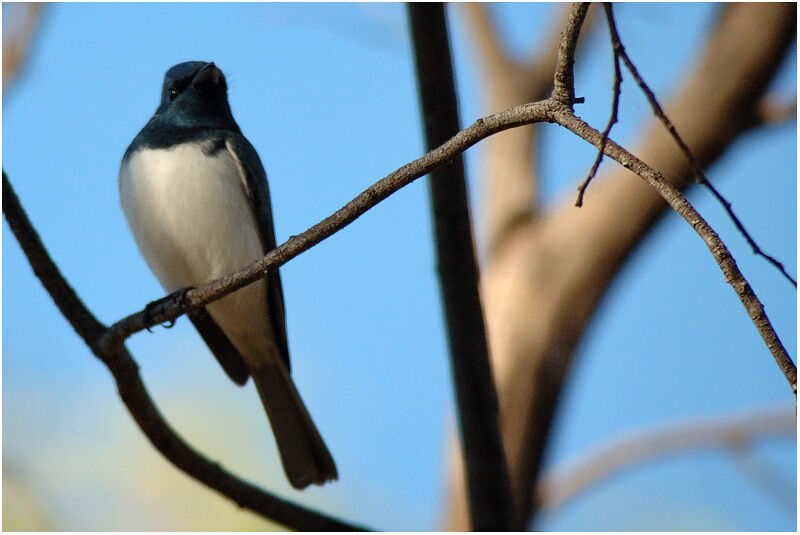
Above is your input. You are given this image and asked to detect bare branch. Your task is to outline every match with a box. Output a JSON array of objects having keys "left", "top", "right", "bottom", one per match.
[
  {"left": 461, "top": 3, "right": 590, "bottom": 104},
  {"left": 408, "top": 4, "right": 515, "bottom": 529},
  {"left": 13, "top": 86, "right": 791, "bottom": 524},
  {"left": 2, "top": 172, "right": 367, "bottom": 532},
  {"left": 536, "top": 405, "right": 796, "bottom": 512},
  {"left": 104, "top": 86, "right": 793, "bottom": 393},
  {"left": 604, "top": 3, "right": 797, "bottom": 287},
  {"left": 5, "top": 7, "right": 793, "bottom": 530},
  {"left": 462, "top": 4, "right": 600, "bottom": 260},
  {"left": 523, "top": 4, "right": 595, "bottom": 97},
  {"left": 554, "top": 106, "right": 797, "bottom": 392}
]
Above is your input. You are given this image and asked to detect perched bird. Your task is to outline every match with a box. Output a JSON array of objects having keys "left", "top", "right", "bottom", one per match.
[{"left": 118, "top": 61, "right": 337, "bottom": 489}]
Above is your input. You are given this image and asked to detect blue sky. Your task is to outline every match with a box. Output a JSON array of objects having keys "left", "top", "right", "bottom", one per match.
[{"left": 3, "top": 3, "right": 796, "bottom": 531}]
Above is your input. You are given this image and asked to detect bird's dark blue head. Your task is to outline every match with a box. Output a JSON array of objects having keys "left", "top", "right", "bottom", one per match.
[{"left": 152, "top": 61, "right": 238, "bottom": 131}]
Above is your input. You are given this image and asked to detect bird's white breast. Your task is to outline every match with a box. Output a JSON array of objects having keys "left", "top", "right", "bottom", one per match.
[
  {"left": 119, "top": 142, "right": 275, "bottom": 364},
  {"left": 119, "top": 142, "right": 264, "bottom": 291}
]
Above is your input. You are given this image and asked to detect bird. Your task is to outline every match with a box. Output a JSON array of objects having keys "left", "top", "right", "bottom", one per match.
[{"left": 118, "top": 61, "right": 337, "bottom": 489}]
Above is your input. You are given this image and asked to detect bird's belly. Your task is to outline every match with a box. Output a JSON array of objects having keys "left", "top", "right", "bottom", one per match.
[
  {"left": 120, "top": 143, "right": 265, "bottom": 290},
  {"left": 119, "top": 144, "right": 275, "bottom": 363}
]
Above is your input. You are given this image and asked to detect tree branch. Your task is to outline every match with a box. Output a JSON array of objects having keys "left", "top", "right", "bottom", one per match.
[
  {"left": 459, "top": 3, "right": 517, "bottom": 88},
  {"left": 535, "top": 405, "right": 796, "bottom": 512},
  {"left": 552, "top": 107, "right": 796, "bottom": 392},
  {"left": 727, "top": 439, "right": 797, "bottom": 513},
  {"left": 2, "top": 172, "right": 367, "bottom": 532},
  {"left": 461, "top": 3, "right": 586, "bottom": 104},
  {"left": 407, "top": 3, "right": 515, "bottom": 530},
  {"left": 754, "top": 95, "right": 797, "bottom": 126}
]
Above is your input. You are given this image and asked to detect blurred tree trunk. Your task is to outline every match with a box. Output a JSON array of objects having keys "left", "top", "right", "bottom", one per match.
[{"left": 444, "top": 3, "right": 796, "bottom": 529}]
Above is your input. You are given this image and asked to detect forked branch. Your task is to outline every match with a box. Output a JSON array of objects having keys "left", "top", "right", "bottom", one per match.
[{"left": 601, "top": 2, "right": 796, "bottom": 287}]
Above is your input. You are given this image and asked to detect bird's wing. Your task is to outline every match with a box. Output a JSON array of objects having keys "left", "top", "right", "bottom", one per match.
[
  {"left": 188, "top": 307, "right": 249, "bottom": 385},
  {"left": 225, "top": 134, "right": 291, "bottom": 371}
]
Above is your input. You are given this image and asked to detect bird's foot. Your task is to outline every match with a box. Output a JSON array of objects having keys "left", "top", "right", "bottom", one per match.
[{"left": 144, "top": 287, "right": 194, "bottom": 331}]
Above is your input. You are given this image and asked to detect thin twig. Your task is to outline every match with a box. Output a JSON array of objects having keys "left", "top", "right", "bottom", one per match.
[
  {"left": 2, "top": 172, "right": 367, "bottom": 532},
  {"left": 575, "top": 3, "right": 622, "bottom": 207},
  {"left": 408, "top": 3, "right": 516, "bottom": 530},
  {"left": 604, "top": 3, "right": 797, "bottom": 288},
  {"left": 535, "top": 405, "right": 795, "bottom": 512}
]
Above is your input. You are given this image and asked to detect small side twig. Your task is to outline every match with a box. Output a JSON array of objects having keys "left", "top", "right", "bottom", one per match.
[
  {"left": 575, "top": 3, "right": 622, "bottom": 207},
  {"left": 604, "top": 3, "right": 797, "bottom": 288}
]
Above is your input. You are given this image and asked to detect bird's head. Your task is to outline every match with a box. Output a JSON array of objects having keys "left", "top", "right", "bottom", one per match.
[{"left": 154, "top": 61, "right": 236, "bottom": 129}]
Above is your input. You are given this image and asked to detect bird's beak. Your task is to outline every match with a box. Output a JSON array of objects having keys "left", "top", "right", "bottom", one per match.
[{"left": 192, "top": 62, "right": 221, "bottom": 87}]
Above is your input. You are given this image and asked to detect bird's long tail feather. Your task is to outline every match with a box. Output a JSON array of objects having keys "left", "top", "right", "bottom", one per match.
[{"left": 249, "top": 361, "right": 337, "bottom": 489}]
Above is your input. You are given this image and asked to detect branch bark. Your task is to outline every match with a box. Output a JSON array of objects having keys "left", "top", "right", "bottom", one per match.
[
  {"left": 408, "top": 4, "right": 515, "bottom": 530},
  {"left": 554, "top": 105, "right": 796, "bottom": 392}
]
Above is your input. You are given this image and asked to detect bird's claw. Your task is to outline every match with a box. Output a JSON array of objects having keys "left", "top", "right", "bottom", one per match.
[{"left": 144, "top": 287, "right": 194, "bottom": 331}]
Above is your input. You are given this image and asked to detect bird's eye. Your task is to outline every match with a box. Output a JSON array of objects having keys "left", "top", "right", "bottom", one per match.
[{"left": 168, "top": 86, "right": 178, "bottom": 101}]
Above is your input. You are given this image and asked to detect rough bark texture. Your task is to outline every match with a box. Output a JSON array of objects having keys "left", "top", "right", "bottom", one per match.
[{"left": 444, "top": 3, "right": 796, "bottom": 529}]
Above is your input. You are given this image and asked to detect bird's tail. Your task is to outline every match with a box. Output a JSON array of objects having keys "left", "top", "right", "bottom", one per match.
[{"left": 249, "top": 361, "right": 338, "bottom": 489}]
